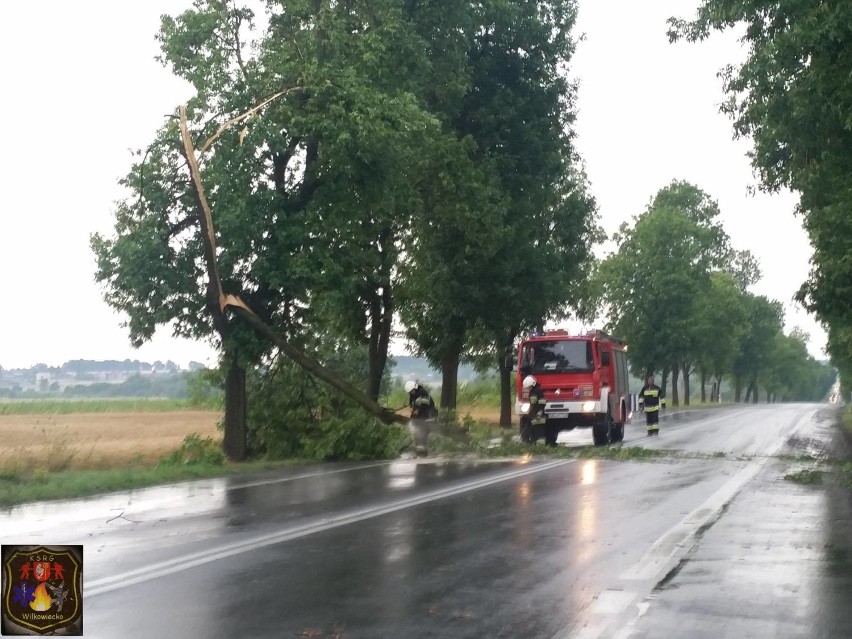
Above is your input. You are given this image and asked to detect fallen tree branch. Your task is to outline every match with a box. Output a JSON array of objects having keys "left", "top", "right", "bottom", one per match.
[
  {"left": 223, "top": 295, "right": 407, "bottom": 425},
  {"left": 178, "top": 106, "right": 407, "bottom": 427}
]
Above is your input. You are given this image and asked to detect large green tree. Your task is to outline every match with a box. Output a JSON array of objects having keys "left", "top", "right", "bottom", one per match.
[
  {"left": 399, "top": 0, "right": 598, "bottom": 413},
  {"left": 93, "top": 0, "right": 471, "bottom": 458},
  {"left": 761, "top": 328, "right": 835, "bottom": 402},
  {"left": 598, "top": 181, "right": 735, "bottom": 405},
  {"left": 669, "top": 1, "right": 852, "bottom": 394},
  {"left": 691, "top": 271, "right": 749, "bottom": 402},
  {"left": 732, "top": 293, "right": 784, "bottom": 402}
]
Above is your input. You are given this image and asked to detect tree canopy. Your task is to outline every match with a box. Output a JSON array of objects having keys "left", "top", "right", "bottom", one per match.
[
  {"left": 93, "top": 0, "right": 599, "bottom": 454},
  {"left": 669, "top": 0, "right": 851, "bottom": 393}
]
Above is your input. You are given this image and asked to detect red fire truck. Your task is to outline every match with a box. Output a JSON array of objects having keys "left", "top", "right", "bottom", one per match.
[{"left": 515, "top": 329, "right": 631, "bottom": 445}]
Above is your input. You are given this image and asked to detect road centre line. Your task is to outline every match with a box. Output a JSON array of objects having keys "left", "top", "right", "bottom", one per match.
[
  {"left": 231, "top": 457, "right": 515, "bottom": 491},
  {"left": 228, "top": 460, "right": 394, "bottom": 490},
  {"left": 85, "top": 458, "right": 573, "bottom": 597}
]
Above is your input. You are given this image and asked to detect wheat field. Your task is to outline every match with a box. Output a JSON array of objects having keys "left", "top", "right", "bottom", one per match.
[{"left": 0, "top": 411, "right": 222, "bottom": 471}]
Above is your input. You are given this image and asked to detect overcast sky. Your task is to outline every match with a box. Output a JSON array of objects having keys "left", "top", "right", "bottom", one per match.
[{"left": 0, "top": 1, "right": 826, "bottom": 370}]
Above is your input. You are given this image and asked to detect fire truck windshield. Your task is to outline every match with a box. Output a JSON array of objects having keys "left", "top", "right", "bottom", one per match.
[{"left": 520, "top": 340, "right": 594, "bottom": 374}]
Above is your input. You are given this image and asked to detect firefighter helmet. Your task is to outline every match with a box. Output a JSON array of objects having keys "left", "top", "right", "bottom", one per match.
[
  {"left": 522, "top": 375, "right": 537, "bottom": 389},
  {"left": 404, "top": 380, "right": 417, "bottom": 393}
]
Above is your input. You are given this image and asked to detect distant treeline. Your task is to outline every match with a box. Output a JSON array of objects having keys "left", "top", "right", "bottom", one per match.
[
  {"left": 0, "top": 357, "right": 472, "bottom": 400},
  {"left": 62, "top": 373, "right": 189, "bottom": 398},
  {"left": 0, "top": 370, "right": 221, "bottom": 402},
  {"left": 60, "top": 359, "right": 178, "bottom": 373},
  {"left": 1, "top": 359, "right": 208, "bottom": 374}
]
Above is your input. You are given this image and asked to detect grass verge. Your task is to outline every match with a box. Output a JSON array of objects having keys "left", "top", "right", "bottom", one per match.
[
  {"left": 784, "top": 468, "right": 824, "bottom": 485},
  {"left": 842, "top": 405, "right": 852, "bottom": 436}
]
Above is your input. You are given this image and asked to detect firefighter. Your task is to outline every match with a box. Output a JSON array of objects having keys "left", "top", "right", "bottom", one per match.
[
  {"left": 638, "top": 374, "right": 666, "bottom": 435},
  {"left": 405, "top": 380, "right": 436, "bottom": 420},
  {"left": 521, "top": 375, "right": 553, "bottom": 445},
  {"left": 404, "top": 380, "right": 436, "bottom": 457}
]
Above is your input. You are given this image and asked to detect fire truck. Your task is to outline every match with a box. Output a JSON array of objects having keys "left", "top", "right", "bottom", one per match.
[{"left": 515, "top": 329, "right": 631, "bottom": 446}]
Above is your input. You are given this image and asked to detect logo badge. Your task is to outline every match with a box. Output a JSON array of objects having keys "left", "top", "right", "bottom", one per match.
[{"left": 1, "top": 545, "right": 83, "bottom": 636}]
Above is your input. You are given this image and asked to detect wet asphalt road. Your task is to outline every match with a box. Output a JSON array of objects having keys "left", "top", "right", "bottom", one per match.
[{"left": 3, "top": 403, "right": 852, "bottom": 638}]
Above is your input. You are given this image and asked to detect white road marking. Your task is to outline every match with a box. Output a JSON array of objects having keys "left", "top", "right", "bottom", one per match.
[
  {"left": 226, "top": 460, "right": 394, "bottom": 489},
  {"left": 85, "top": 458, "right": 573, "bottom": 597},
  {"left": 555, "top": 407, "right": 817, "bottom": 639}
]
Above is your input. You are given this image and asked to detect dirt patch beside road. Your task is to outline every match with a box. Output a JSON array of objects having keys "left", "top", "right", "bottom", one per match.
[
  {"left": 458, "top": 406, "right": 504, "bottom": 425},
  {"left": 0, "top": 411, "right": 221, "bottom": 470}
]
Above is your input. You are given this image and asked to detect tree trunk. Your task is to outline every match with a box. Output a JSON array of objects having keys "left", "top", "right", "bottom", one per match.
[
  {"left": 497, "top": 338, "right": 514, "bottom": 428},
  {"left": 670, "top": 366, "right": 680, "bottom": 407},
  {"left": 366, "top": 297, "right": 385, "bottom": 400},
  {"left": 222, "top": 357, "right": 247, "bottom": 461},
  {"left": 745, "top": 380, "right": 758, "bottom": 403},
  {"left": 700, "top": 369, "right": 707, "bottom": 403},
  {"left": 366, "top": 229, "right": 393, "bottom": 402},
  {"left": 682, "top": 362, "right": 691, "bottom": 406},
  {"left": 735, "top": 375, "right": 743, "bottom": 402},
  {"left": 440, "top": 351, "right": 460, "bottom": 409},
  {"left": 661, "top": 367, "right": 670, "bottom": 397},
  {"left": 715, "top": 374, "right": 723, "bottom": 402},
  {"left": 366, "top": 340, "right": 383, "bottom": 402}
]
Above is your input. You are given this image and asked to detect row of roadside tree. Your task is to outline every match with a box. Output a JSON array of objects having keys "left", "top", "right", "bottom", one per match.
[
  {"left": 668, "top": 1, "right": 852, "bottom": 398},
  {"left": 92, "top": 0, "right": 599, "bottom": 458},
  {"left": 92, "top": 0, "right": 840, "bottom": 460},
  {"left": 596, "top": 181, "right": 834, "bottom": 407}
]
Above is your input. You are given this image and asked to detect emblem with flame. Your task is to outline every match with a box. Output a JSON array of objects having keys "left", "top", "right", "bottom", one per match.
[{"left": 1, "top": 545, "right": 83, "bottom": 635}]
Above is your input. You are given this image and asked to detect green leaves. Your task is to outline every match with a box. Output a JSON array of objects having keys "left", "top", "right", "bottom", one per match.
[
  {"left": 670, "top": 0, "right": 852, "bottom": 392},
  {"left": 399, "top": 0, "right": 598, "bottom": 407},
  {"left": 598, "top": 181, "right": 745, "bottom": 379}
]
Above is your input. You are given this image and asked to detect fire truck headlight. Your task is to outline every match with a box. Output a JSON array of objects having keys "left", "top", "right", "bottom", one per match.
[
  {"left": 520, "top": 402, "right": 531, "bottom": 414},
  {"left": 582, "top": 401, "right": 597, "bottom": 412}
]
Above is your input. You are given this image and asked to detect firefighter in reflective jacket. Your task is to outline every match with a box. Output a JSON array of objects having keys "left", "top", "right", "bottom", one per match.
[
  {"left": 520, "top": 375, "right": 549, "bottom": 444},
  {"left": 638, "top": 374, "right": 666, "bottom": 435}
]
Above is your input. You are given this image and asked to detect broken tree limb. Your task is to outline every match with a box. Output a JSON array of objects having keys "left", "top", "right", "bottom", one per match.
[
  {"left": 198, "top": 86, "right": 304, "bottom": 155},
  {"left": 179, "top": 106, "right": 225, "bottom": 315},
  {"left": 178, "top": 106, "right": 408, "bottom": 427},
  {"left": 224, "top": 297, "right": 408, "bottom": 425}
]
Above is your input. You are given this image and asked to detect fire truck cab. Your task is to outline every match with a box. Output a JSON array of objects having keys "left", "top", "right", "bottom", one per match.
[{"left": 516, "top": 329, "right": 631, "bottom": 446}]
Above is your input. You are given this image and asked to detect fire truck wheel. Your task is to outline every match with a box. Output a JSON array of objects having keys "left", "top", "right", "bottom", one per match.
[
  {"left": 610, "top": 411, "right": 624, "bottom": 443},
  {"left": 592, "top": 415, "right": 611, "bottom": 446}
]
